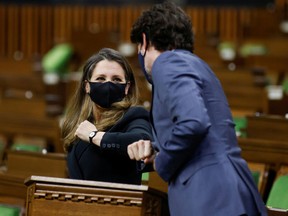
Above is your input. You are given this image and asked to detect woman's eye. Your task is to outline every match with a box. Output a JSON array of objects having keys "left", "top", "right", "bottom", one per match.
[
  {"left": 113, "top": 78, "right": 123, "bottom": 82},
  {"left": 96, "top": 77, "right": 105, "bottom": 81}
]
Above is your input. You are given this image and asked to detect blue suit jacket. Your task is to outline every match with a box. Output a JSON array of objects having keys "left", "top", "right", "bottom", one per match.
[{"left": 150, "top": 50, "right": 267, "bottom": 216}]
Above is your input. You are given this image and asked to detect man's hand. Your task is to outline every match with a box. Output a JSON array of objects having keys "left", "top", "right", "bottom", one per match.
[{"left": 128, "top": 140, "right": 156, "bottom": 168}]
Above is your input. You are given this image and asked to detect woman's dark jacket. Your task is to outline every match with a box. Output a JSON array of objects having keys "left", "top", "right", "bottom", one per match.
[{"left": 67, "top": 106, "right": 153, "bottom": 185}]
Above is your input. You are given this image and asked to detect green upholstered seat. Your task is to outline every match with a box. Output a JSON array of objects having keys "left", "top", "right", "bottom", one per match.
[
  {"left": 142, "top": 172, "right": 149, "bottom": 182},
  {"left": 11, "top": 143, "right": 43, "bottom": 152},
  {"left": 251, "top": 170, "right": 261, "bottom": 187},
  {"left": 266, "top": 175, "right": 288, "bottom": 210},
  {"left": 0, "top": 205, "right": 21, "bottom": 216},
  {"left": 233, "top": 116, "right": 247, "bottom": 137}
]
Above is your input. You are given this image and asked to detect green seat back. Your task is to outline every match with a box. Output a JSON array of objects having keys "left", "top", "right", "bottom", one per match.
[
  {"left": 11, "top": 143, "right": 43, "bottom": 152},
  {"left": 0, "top": 205, "right": 21, "bottom": 216},
  {"left": 142, "top": 172, "right": 149, "bottom": 182},
  {"left": 251, "top": 170, "right": 261, "bottom": 187},
  {"left": 233, "top": 116, "right": 247, "bottom": 137},
  {"left": 42, "top": 43, "right": 73, "bottom": 75},
  {"left": 266, "top": 175, "right": 288, "bottom": 209}
]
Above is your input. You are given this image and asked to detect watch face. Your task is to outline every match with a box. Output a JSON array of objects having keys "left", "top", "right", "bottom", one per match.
[{"left": 89, "top": 131, "right": 96, "bottom": 137}]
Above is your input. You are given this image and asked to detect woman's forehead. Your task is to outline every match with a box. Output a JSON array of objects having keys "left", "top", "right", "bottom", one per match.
[{"left": 92, "top": 60, "right": 125, "bottom": 77}]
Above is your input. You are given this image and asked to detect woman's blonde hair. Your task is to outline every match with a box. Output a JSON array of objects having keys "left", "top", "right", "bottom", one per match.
[{"left": 61, "top": 48, "right": 139, "bottom": 151}]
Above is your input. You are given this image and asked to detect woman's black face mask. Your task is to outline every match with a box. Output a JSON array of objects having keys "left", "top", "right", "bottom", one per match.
[{"left": 88, "top": 81, "right": 126, "bottom": 108}]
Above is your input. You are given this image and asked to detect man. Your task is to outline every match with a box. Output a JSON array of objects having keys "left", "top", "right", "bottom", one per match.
[{"left": 127, "top": 1, "right": 267, "bottom": 216}]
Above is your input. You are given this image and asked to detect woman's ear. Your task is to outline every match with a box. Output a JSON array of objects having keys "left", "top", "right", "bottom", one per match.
[
  {"left": 125, "top": 82, "right": 131, "bottom": 95},
  {"left": 85, "top": 80, "right": 90, "bottom": 94}
]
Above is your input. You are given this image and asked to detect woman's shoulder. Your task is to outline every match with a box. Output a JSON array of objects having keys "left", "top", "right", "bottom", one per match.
[
  {"left": 109, "top": 106, "right": 150, "bottom": 131},
  {"left": 124, "top": 106, "right": 150, "bottom": 119}
]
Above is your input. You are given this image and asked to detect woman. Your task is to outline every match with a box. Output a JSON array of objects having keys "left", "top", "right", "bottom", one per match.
[{"left": 61, "top": 48, "right": 153, "bottom": 185}]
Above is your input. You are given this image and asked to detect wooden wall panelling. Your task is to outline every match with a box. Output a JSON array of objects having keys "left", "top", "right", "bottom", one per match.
[
  {"left": 39, "top": 6, "right": 54, "bottom": 56},
  {"left": 119, "top": 6, "right": 146, "bottom": 42},
  {"left": 206, "top": 8, "right": 218, "bottom": 35},
  {"left": 7, "top": 5, "right": 19, "bottom": 58},
  {"left": 219, "top": 8, "right": 239, "bottom": 41},
  {"left": 0, "top": 4, "right": 286, "bottom": 60},
  {"left": 86, "top": 7, "right": 99, "bottom": 33},
  {"left": 186, "top": 7, "right": 205, "bottom": 39},
  {"left": 92, "top": 6, "right": 105, "bottom": 33},
  {"left": 247, "top": 8, "right": 282, "bottom": 38},
  {"left": 0, "top": 6, "right": 6, "bottom": 57},
  {"left": 28, "top": 6, "right": 39, "bottom": 58},
  {"left": 20, "top": 6, "right": 28, "bottom": 58},
  {"left": 119, "top": 6, "right": 133, "bottom": 42},
  {"left": 105, "top": 6, "right": 117, "bottom": 32},
  {"left": 238, "top": 9, "right": 251, "bottom": 40},
  {"left": 54, "top": 6, "right": 66, "bottom": 43}
]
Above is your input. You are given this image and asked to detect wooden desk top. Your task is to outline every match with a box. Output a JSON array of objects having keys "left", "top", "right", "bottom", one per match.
[{"left": 25, "top": 175, "right": 149, "bottom": 191}]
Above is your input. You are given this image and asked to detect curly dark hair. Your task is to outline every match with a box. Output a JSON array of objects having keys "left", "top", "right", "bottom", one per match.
[{"left": 130, "top": 1, "right": 194, "bottom": 52}]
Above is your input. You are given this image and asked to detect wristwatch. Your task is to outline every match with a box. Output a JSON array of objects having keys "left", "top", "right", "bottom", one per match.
[{"left": 89, "top": 131, "right": 98, "bottom": 144}]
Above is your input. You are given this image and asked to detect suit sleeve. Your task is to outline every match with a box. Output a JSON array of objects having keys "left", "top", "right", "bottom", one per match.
[
  {"left": 100, "top": 116, "right": 153, "bottom": 157},
  {"left": 153, "top": 53, "right": 211, "bottom": 181}
]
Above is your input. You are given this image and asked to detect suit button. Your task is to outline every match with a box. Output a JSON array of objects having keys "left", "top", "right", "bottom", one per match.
[
  {"left": 112, "top": 144, "right": 115, "bottom": 148},
  {"left": 102, "top": 143, "right": 106, "bottom": 148},
  {"left": 107, "top": 144, "right": 111, "bottom": 148},
  {"left": 116, "top": 144, "right": 120, "bottom": 148}
]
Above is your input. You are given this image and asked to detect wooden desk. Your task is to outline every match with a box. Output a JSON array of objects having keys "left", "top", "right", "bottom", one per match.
[
  {"left": 267, "top": 207, "right": 288, "bottom": 216},
  {"left": 246, "top": 115, "right": 288, "bottom": 142},
  {"left": 0, "top": 113, "right": 63, "bottom": 152},
  {"left": 239, "top": 138, "right": 288, "bottom": 165},
  {"left": 0, "top": 174, "right": 27, "bottom": 199},
  {"left": 5, "top": 150, "right": 67, "bottom": 179},
  {"left": 0, "top": 173, "right": 27, "bottom": 212},
  {"left": 25, "top": 176, "right": 169, "bottom": 216}
]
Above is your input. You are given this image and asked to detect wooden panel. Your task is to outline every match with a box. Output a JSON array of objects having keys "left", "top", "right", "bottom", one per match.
[
  {"left": 5, "top": 150, "right": 67, "bottom": 179},
  {"left": 276, "top": 165, "right": 288, "bottom": 179},
  {"left": 0, "top": 174, "right": 27, "bottom": 199},
  {"left": 24, "top": 176, "right": 169, "bottom": 216},
  {"left": 0, "top": 58, "right": 35, "bottom": 75},
  {"left": 246, "top": 115, "right": 288, "bottom": 142},
  {"left": 0, "top": 98, "right": 46, "bottom": 118},
  {"left": 0, "top": 3, "right": 286, "bottom": 59},
  {"left": 214, "top": 68, "right": 268, "bottom": 115},
  {"left": 239, "top": 138, "right": 288, "bottom": 165},
  {"left": 247, "top": 162, "right": 269, "bottom": 196},
  {"left": 0, "top": 113, "right": 62, "bottom": 152},
  {"left": 0, "top": 6, "right": 6, "bottom": 57},
  {"left": 267, "top": 207, "right": 288, "bottom": 216}
]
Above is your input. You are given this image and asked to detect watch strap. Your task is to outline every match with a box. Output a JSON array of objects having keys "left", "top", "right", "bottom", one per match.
[{"left": 89, "top": 131, "right": 98, "bottom": 144}]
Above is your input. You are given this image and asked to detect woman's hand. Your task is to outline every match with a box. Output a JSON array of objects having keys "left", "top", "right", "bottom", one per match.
[{"left": 75, "top": 120, "right": 97, "bottom": 143}]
